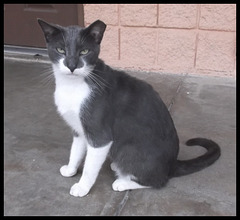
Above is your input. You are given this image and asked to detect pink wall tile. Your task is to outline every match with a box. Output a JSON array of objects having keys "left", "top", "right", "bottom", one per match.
[
  {"left": 196, "top": 31, "right": 236, "bottom": 74},
  {"left": 158, "top": 4, "right": 197, "bottom": 29},
  {"left": 120, "top": 27, "right": 157, "bottom": 68},
  {"left": 157, "top": 29, "right": 196, "bottom": 73},
  {"left": 120, "top": 4, "right": 157, "bottom": 27},
  {"left": 199, "top": 4, "right": 236, "bottom": 31},
  {"left": 84, "top": 4, "right": 118, "bottom": 26}
]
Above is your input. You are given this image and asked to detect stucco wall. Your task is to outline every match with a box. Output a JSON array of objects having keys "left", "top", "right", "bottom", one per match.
[{"left": 84, "top": 4, "right": 236, "bottom": 77}]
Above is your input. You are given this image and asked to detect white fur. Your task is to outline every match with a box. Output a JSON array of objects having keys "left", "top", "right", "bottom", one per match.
[
  {"left": 60, "top": 135, "right": 87, "bottom": 177},
  {"left": 110, "top": 162, "right": 150, "bottom": 191},
  {"left": 112, "top": 178, "right": 150, "bottom": 192},
  {"left": 70, "top": 142, "right": 112, "bottom": 197},
  {"left": 53, "top": 59, "right": 113, "bottom": 197},
  {"left": 53, "top": 59, "right": 91, "bottom": 134}
]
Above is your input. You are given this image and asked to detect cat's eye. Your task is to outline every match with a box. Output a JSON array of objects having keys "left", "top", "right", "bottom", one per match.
[
  {"left": 56, "top": 47, "right": 65, "bottom": 54},
  {"left": 80, "top": 49, "right": 89, "bottom": 55}
]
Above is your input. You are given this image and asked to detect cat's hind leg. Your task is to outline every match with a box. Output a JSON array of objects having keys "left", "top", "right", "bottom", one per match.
[
  {"left": 110, "top": 164, "right": 150, "bottom": 191},
  {"left": 60, "top": 135, "right": 87, "bottom": 177},
  {"left": 112, "top": 176, "right": 151, "bottom": 192}
]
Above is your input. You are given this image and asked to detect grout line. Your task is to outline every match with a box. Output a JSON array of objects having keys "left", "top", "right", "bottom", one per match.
[
  {"left": 193, "top": 4, "right": 201, "bottom": 70},
  {"left": 196, "top": 4, "right": 201, "bottom": 29},
  {"left": 110, "top": 24, "right": 236, "bottom": 33},
  {"left": 118, "top": 4, "right": 120, "bottom": 26},
  {"left": 118, "top": 28, "right": 121, "bottom": 61},
  {"left": 118, "top": 4, "right": 121, "bottom": 61},
  {"left": 113, "top": 190, "right": 129, "bottom": 216},
  {"left": 193, "top": 33, "right": 199, "bottom": 69},
  {"left": 155, "top": 26, "right": 159, "bottom": 66}
]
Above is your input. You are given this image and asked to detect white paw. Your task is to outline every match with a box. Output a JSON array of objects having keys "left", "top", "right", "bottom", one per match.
[
  {"left": 60, "top": 165, "right": 77, "bottom": 177},
  {"left": 112, "top": 179, "right": 129, "bottom": 192},
  {"left": 70, "top": 183, "right": 89, "bottom": 197}
]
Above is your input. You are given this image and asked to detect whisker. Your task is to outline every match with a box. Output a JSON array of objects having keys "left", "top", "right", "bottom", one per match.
[
  {"left": 89, "top": 73, "right": 109, "bottom": 89},
  {"left": 89, "top": 71, "right": 111, "bottom": 89},
  {"left": 32, "top": 67, "right": 55, "bottom": 89},
  {"left": 92, "top": 70, "right": 112, "bottom": 85},
  {"left": 31, "top": 67, "right": 53, "bottom": 81},
  {"left": 40, "top": 73, "right": 54, "bottom": 86},
  {"left": 87, "top": 74, "right": 105, "bottom": 94}
]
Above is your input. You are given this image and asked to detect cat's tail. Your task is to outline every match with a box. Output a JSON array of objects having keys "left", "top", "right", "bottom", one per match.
[{"left": 171, "top": 138, "right": 221, "bottom": 177}]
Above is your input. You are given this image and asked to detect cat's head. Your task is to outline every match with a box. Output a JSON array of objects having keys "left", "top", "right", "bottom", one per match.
[{"left": 38, "top": 19, "right": 106, "bottom": 79}]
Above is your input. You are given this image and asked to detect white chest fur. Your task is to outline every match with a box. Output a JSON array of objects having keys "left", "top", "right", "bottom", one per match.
[{"left": 54, "top": 80, "right": 91, "bottom": 134}]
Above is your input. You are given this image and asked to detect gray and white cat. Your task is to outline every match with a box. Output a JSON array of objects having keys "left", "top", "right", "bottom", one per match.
[{"left": 38, "top": 19, "right": 220, "bottom": 197}]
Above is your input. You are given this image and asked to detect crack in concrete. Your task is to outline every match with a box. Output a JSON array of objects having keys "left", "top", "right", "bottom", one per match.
[
  {"left": 168, "top": 73, "right": 188, "bottom": 112},
  {"left": 113, "top": 190, "right": 129, "bottom": 216}
]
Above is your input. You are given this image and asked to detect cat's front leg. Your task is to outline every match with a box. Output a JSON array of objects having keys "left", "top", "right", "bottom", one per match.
[
  {"left": 60, "top": 135, "right": 87, "bottom": 177},
  {"left": 70, "top": 141, "right": 112, "bottom": 197}
]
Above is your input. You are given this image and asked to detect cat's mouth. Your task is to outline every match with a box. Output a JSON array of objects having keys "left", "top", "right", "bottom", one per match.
[{"left": 66, "top": 73, "right": 78, "bottom": 77}]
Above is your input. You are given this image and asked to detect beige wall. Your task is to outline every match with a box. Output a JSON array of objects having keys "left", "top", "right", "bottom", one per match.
[{"left": 84, "top": 4, "right": 236, "bottom": 77}]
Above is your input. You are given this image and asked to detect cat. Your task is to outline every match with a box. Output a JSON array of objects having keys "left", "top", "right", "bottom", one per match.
[{"left": 38, "top": 19, "right": 221, "bottom": 197}]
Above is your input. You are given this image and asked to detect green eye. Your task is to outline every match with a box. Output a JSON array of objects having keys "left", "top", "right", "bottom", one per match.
[
  {"left": 56, "top": 48, "right": 65, "bottom": 54},
  {"left": 80, "top": 49, "right": 89, "bottom": 55}
]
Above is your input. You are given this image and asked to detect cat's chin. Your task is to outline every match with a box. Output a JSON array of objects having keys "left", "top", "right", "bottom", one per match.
[
  {"left": 65, "top": 69, "right": 89, "bottom": 78},
  {"left": 59, "top": 72, "right": 87, "bottom": 81},
  {"left": 65, "top": 72, "right": 81, "bottom": 77}
]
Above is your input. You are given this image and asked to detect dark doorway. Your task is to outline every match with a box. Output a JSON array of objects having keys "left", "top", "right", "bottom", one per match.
[{"left": 4, "top": 4, "right": 84, "bottom": 48}]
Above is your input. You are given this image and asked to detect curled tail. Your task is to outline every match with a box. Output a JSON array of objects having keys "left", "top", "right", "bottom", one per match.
[{"left": 172, "top": 138, "right": 221, "bottom": 177}]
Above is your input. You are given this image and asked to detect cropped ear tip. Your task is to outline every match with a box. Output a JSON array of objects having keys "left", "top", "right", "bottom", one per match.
[
  {"left": 97, "top": 19, "right": 105, "bottom": 23},
  {"left": 93, "top": 20, "right": 106, "bottom": 28},
  {"left": 37, "top": 18, "right": 45, "bottom": 25},
  {"left": 99, "top": 20, "right": 106, "bottom": 27}
]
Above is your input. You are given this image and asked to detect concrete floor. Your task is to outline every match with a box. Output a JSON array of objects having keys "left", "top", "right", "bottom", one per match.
[{"left": 4, "top": 55, "right": 236, "bottom": 216}]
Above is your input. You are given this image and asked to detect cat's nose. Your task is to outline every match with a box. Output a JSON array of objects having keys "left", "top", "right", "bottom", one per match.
[
  {"left": 68, "top": 64, "right": 77, "bottom": 73},
  {"left": 65, "top": 59, "right": 78, "bottom": 73}
]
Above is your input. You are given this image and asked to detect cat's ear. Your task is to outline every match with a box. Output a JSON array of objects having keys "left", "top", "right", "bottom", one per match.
[
  {"left": 37, "top": 19, "right": 62, "bottom": 42},
  {"left": 86, "top": 20, "right": 106, "bottom": 44}
]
